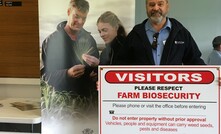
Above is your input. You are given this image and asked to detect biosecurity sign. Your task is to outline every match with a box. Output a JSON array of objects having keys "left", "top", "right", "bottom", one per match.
[{"left": 99, "top": 66, "right": 220, "bottom": 134}]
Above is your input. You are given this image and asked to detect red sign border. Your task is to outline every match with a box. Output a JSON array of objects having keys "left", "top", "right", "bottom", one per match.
[{"left": 99, "top": 66, "right": 220, "bottom": 134}]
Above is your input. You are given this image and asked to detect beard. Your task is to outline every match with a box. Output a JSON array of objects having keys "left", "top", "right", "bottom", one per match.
[
  {"left": 150, "top": 16, "right": 164, "bottom": 24},
  {"left": 148, "top": 10, "right": 167, "bottom": 24}
]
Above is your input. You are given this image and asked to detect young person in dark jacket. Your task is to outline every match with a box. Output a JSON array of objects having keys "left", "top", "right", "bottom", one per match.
[
  {"left": 41, "top": 0, "right": 99, "bottom": 97},
  {"left": 118, "top": 0, "right": 205, "bottom": 65},
  {"left": 97, "top": 11, "right": 127, "bottom": 65}
]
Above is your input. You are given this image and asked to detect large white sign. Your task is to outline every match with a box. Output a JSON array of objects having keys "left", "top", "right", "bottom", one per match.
[{"left": 99, "top": 66, "right": 220, "bottom": 134}]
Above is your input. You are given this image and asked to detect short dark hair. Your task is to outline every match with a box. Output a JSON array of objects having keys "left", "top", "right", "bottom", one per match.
[
  {"left": 212, "top": 36, "right": 221, "bottom": 48},
  {"left": 69, "top": 0, "right": 89, "bottom": 13}
]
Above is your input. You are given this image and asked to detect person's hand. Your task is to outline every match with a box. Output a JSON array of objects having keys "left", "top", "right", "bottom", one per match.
[
  {"left": 90, "top": 71, "right": 98, "bottom": 81},
  {"left": 67, "top": 64, "right": 85, "bottom": 78},
  {"left": 96, "top": 81, "right": 99, "bottom": 91},
  {"left": 82, "top": 54, "right": 100, "bottom": 67}
]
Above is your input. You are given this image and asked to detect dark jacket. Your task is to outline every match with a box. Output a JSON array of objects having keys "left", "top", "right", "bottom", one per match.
[
  {"left": 41, "top": 21, "right": 99, "bottom": 97},
  {"left": 99, "top": 35, "right": 126, "bottom": 65},
  {"left": 119, "top": 18, "right": 205, "bottom": 65}
]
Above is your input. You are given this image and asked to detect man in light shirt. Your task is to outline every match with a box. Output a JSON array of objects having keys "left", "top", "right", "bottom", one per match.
[{"left": 117, "top": 0, "right": 205, "bottom": 65}]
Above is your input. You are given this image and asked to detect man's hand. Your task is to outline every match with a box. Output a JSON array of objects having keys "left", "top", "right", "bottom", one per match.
[
  {"left": 67, "top": 64, "right": 85, "bottom": 78},
  {"left": 82, "top": 54, "right": 99, "bottom": 67},
  {"left": 96, "top": 81, "right": 99, "bottom": 91},
  {"left": 90, "top": 71, "right": 98, "bottom": 81}
]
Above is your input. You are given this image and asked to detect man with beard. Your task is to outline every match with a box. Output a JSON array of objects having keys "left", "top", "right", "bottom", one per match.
[{"left": 117, "top": 0, "right": 205, "bottom": 65}]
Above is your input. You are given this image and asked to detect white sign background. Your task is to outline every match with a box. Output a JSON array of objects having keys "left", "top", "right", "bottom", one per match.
[{"left": 99, "top": 66, "right": 220, "bottom": 134}]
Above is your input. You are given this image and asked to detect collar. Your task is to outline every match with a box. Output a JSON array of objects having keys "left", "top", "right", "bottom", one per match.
[{"left": 145, "top": 17, "right": 172, "bottom": 33}]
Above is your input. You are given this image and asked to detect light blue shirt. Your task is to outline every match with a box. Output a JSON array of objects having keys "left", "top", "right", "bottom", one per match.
[
  {"left": 145, "top": 19, "right": 171, "bottom": 65},
  {"left": 207, "top": 50, "right": 221, "bottom": 65}
]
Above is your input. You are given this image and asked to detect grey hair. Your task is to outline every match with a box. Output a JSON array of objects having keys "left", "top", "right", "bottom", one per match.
[
  {"left": 69, "top": 0, "right": 89, "bottom": 13},
  {"left": 146, "top": 0, "right": 169, "bottom": 4}
]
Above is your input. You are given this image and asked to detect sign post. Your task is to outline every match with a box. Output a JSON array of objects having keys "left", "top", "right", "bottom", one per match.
[{"left": 99, "top": 66, "right": 220, "bottom": 134}]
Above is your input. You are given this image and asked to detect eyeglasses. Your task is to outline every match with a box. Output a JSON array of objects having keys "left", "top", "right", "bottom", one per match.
[{"left": 151, "top": 33, "right": 159, "bottom": 50}]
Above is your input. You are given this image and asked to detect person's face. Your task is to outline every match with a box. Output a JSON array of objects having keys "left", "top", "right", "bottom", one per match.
[
  {"left": 146, "top": 0, "right": 169, "bottom": 24},
  {"left": 97, "top": 22, "right": 118, "bottom": 44},
  {"left": 218, "top": 44, "right": 221, "bottom": 51},
  {"left": 67, "top": 7, "right": 88, "bottom": 32}
]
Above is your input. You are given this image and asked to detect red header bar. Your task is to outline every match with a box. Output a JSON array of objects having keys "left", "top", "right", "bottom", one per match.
[{"left": 105, "top": 71, "right": 214, "bottom": 84}]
